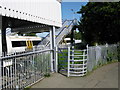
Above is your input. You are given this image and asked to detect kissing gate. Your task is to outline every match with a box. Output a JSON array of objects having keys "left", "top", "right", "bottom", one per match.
[{"left": 58, "top": 46, "right": 88, "bottom": 77}]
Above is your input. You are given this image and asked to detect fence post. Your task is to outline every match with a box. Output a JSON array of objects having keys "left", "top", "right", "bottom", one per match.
[{"left": 67, "top": 46, "right": 70, "bottom": 77}]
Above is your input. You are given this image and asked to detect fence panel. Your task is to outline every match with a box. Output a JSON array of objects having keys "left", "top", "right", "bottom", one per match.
[
  {"left": 87, "top": 44, "right": 118, "bottom": 72},
  {"left": 0, "top": 50, "right": 51, "bottom": 89}
]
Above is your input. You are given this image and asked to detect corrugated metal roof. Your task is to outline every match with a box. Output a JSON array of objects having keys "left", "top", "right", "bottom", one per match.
[{"left": 0, "top": 0, "right": 62, "bottom": 27}]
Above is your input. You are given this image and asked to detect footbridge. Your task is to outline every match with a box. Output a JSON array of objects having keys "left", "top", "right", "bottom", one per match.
[{"left": 37, "top": 19, "right": 78, "bottom": 48}]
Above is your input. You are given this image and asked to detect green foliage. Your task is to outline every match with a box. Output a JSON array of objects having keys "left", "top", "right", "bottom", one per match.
[
  {"left": 77, "top": 2, "right": 120, "bottom": 45},
  {"left": 25, "top": 33, "right": 37, "bottom": 36},
  {"left": 44, "top": 73, "right": 50, "bottom": 77},
  {"left": 74, "top": 31, "right": 82, "bottom": 40},
  {"left": 24, "top": 86, "right": 31, "bottom": 90},
  {"left": 107, "top": 52, "right": 113, "bottom": 62}
]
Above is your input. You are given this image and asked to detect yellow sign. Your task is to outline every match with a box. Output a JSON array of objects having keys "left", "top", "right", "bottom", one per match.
[{"left": 26, "top": 40, "right": 33, "bottom": 50}]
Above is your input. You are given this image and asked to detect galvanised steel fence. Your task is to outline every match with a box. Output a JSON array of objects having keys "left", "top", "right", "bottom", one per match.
[
  {"left": 0, "top": 49, "right": 52, "bottom": 89},
  {"left": 87, "top": 44, "right": 119, "bottom": 72},
  {"left": 58, "top": 44, "right": 119, "bottom": 76}
]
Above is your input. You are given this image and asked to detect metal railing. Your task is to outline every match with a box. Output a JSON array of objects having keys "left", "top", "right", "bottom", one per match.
[
  {"left": 0, "top": 49, "right": 52, "bottom": 89},
  {"left": 37, "top": 19, "right": 77, "bottom": 48},
  {"left": 45, "top": 20, "right": 75, "bottom": 47},
  {"left": 55, "top": 20, "right": 74, "bottom": 45},
  {"left": 37, "top": 20, "right": 68, "bottom": 47}
]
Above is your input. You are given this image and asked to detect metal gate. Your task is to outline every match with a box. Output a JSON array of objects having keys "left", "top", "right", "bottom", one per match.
[
  {"left": 68, "top": 47, "right": 88, "bottom": 77},
  {"left": 58, "top": 46, "right": 88, "bottom": 77},
  {"left": 58, "top": 47, "right": 68, "bottom": 76}
]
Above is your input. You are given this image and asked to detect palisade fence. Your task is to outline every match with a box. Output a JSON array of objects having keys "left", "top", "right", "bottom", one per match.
[
  {"left": 0, "top": 49, "right": 52, "bottom": 89},
  {"left": 58, "top": 44, "right": 119, "bottom": 76},
  {"left": 87, "top": 44, "right": 119, "bottom": 72}
]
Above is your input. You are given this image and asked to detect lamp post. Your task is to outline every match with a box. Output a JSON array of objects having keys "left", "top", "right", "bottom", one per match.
[{"left": 71, "top": 9, "right": 76, "bottom": 19}]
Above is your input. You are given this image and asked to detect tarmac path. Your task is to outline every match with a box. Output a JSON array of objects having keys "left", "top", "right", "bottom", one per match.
[{"left": 31, "top": 62, "right": 118, "bottom": 88}]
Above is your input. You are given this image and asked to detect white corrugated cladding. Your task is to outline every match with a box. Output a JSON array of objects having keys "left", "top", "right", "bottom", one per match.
[{"left": 0, "top": 0, "right": 62, "bottom": 27}]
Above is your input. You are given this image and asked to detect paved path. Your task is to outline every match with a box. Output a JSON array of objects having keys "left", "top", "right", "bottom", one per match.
[{"left": 31, "top": 62, "right": 118, "bottom": 88}]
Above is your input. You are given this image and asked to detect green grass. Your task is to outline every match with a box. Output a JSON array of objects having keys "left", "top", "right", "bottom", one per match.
[
  {"left": 24, "top": 86, "right": 31, "bottom": 90},
  {"left": 58, "top": 49, "right": 68, "bottom": 69}
]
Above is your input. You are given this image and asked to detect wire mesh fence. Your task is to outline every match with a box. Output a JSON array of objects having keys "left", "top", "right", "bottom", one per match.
[
  {"left": 0, "top": 49, "right": 52, "bottom": 89},
  {"left": 87, "top": 44, "right": 119, "bottom": 72}
]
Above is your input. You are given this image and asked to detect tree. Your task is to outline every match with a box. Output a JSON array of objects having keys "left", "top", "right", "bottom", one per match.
[{"left": 77, "top": 2, "right": 120, "bottom": 45}]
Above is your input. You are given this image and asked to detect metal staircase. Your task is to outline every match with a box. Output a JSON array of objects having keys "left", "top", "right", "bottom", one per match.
[{"left": 37, "top": 19, "right": 78, "bottom": 48}]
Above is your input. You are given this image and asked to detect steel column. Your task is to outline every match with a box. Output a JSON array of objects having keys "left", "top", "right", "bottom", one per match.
[
  {"left": 50, "top": 26, "right": 56, "bottom": 72},
  {"left": 55, "top": 46, "right": 58, "bottom": 72},
  {"left": 53, "top": 26, "right": 57, "bottom": 72}
]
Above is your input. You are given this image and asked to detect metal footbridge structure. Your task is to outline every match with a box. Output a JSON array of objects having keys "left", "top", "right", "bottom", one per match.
[{"left": 37, "top": 19, "right": 78, "bottom": 48}]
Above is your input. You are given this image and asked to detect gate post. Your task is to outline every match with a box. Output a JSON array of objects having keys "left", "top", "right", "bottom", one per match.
[
  {"left": 67, "top": 46, "right": 70, "bottom": 77},
  {"left": 86, "top": 45, "right": 89, "bottom": 72},
  {"left": 87, "top": 44, "right": 89, "bottom": 60}
]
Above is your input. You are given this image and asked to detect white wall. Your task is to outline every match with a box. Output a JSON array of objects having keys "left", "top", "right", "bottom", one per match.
[{"left": 0, "top": 0, "right": 62, "bottom": 27}]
